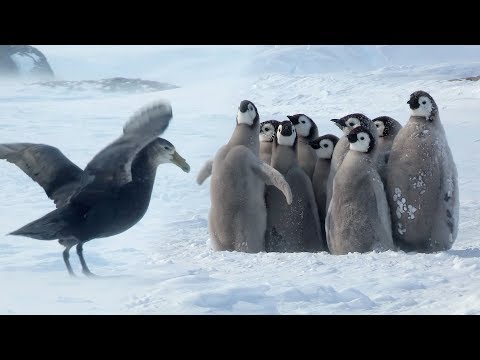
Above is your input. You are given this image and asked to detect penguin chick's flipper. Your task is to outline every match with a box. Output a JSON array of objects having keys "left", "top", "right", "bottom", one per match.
[
  {"left": 252, "top": 161, "right": 293, "bottom": 205},
  {"left": 197, "top": 159, "right": 213, "bottom": 185}
]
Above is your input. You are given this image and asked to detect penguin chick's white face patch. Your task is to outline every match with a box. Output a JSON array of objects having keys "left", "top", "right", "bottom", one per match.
[
  {"left": 277, "top": 125, "right": 296, "bottom": 146},
  {"left": 259, "top": 123, "right": 276, "bottom": 142},
  {"left": 350, "top": 131, "right": 371, "bottom": 153},
  {"left": 294, "top": 115, "right": 312, "bottom": 137},
  {"left": 344, "top": 117, "right": 361, "bottom": 135},
  {"left": 411, "top": 96, "right": 433, "bottom": 118},
  {"left": 315, "top": 139, "right": 335, "bottom": 159},
  {"left": 374, "top": 121, "right": 385, "bottom": 137},
  {"left": 237, "top": 103, "right": 257, "bottom": 126}
]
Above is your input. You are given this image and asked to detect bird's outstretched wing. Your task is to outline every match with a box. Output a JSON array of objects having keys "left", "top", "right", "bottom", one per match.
[
  {"left": 0, "top": 143, "right": 83, "bottom": 207},
  {"left": 70, "top": 100, "right": 173, "bottom": 206}
]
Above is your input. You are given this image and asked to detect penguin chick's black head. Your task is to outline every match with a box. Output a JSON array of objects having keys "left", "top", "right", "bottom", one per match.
[
  {"left": 309, "top": 134, "right": 340, "bottom": 149},
  {"left": 373, "top": 116, "right": 395, "bottom": 136},
  {"left": 259, "top": 120, "right": 281, "bottom": 142},
  {"left": 276, "top": 120, "right": 297, "bottom": 147},
  {"left": 237, "top": 100, "right": 259, "bottom": 126},
  {"left": 331, "top": 113, "right": 370, "bottom": 133},
  {"left": 407, "top": 90, "right": 438, "bottom": 121},
  {"left": 309, "top": 134, "right": 339, "bottom": 159},
  {"left": 347, "top": 126, "right": 375, "bottom": 153},
  {"left": 260, "top": 120, "right": 281, "bottom": 132},
  {"left": 287, "top": 114, "right": 317, "bottom": 138},
  {"left": 280, "top": 120, "right": 294, "bottom": 136}
]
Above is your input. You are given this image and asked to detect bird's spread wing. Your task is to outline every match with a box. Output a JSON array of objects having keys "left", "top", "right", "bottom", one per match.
[
  {"left": 0, "top": 143, "right": 83, "bottom": 207},
  {"left": 69, "top": 100, "right": 173, "bottom": 206}
]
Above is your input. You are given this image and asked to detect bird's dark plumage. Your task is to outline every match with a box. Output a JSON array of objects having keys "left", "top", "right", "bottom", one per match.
[
  {"left": 2, "top": 100, "right": 190, "bottom": 277},
  {"left": 0, "top": 143, "right": 83, "bottom": 207}
]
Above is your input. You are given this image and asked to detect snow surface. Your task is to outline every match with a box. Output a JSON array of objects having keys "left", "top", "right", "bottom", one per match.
[{"left": 1, "top": 46, "right": 480, "bottom": 314}]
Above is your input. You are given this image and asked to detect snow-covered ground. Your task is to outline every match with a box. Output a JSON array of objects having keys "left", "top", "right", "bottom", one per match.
[{"left": 1, "top": 46, "right": 479, "bottom": 314}]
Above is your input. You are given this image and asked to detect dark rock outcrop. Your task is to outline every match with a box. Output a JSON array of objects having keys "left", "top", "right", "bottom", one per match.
[
  {"left": 0, "top": 45, "right": 54, "bottom": 79},
  {"left": 449, "top": 75, "right": 480, "bottom": 82}
]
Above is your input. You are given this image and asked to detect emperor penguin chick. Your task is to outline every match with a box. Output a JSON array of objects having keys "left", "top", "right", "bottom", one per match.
[
  {"left": 326, "top": 126, "right": 394, "bottom": 254},
  {"left": 196, "top": 100, "right": 293, "bottom": 253},
  {"left": 286, "top": 114, "right": 319, "bottom": 179},
  {"left": 259, "top": 120, "right": 280, "bottom": 164},
  {"left": 265, "top": 120, "right": 326, "bottom": 252},
  {"left": 326, "top": 113, "right": 377, "bottom": 212},
  {"left": 386, "top": 91, "right": 459, "bottom": 252},
  {"left": 309, "top": 134, "right": 339, "bottom": 242},
  {"left": 372, "top": 116, "right": 403, "bottom": 182}
]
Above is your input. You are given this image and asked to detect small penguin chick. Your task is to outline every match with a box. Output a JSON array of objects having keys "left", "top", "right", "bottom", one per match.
[
  {"left": 331, "top": 113, "right": 370, "bottom": 135},
  {"left": 309, "top": 134, "right": 339, "bottom": 159},
  {"left": 276, "top": 120, "right": 297, "bottom": 146},
  {"left": 259, "top": 120, "right": 281, "bottom": 142},
  {"left": 347, "top": 126, "right": 375, "bottom": 153},
  {"left": 286, "top": 114, "right": 318, "bottom": 139},
  {"left": 373, "top": 116, "right": 402, "bottom": 137},
  {"left": 237, "top": 100, "right": 259, "bottom": 126},
  {"left": 407, "top": 90, "right": 438, "bottom": 121}
]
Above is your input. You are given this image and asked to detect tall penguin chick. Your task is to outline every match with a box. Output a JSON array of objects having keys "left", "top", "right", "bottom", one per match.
[
  {"left": 325, "top": 126, "right": 394, "bottom": 254},
  {"left": 326, "top": 113, "right": 377, "bottom": 213},
  {"left": 286, "top": 114, "right": 319, "bottom": 179},
  {"left": 372, "top": 116, "right": 403, "bottom": 182},
  {"left": 197, "top": 100, "right": 292, "bottom": 253},
  {"left": 309, "top": 134, "right": 339, "bottom": 242},
  {"left": 386, "top": 91, "right": 459, "bottom": 252},
  {"left": 265, "top": 120, "right": 325, "bottom": 253},
  {"left": 259, "top": 120, "right": 280, "bottom": 164}
]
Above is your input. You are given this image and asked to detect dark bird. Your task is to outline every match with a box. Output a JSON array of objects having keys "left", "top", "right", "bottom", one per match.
[{"left": 0, "top": 100, "right": 190, "bottom": 277}]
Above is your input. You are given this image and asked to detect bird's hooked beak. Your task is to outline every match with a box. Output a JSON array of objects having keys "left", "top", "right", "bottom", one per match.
[{"left": 171, "top": 151, "right": 190, "bottom": 173}]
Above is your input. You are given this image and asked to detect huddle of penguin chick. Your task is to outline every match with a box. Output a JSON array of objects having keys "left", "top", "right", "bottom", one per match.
[
  {"left": 259, "top": 90, "right": 459, "bottom": 255},
  {"left": 198, "top": 90, "right": 459, "bottom": 255}
]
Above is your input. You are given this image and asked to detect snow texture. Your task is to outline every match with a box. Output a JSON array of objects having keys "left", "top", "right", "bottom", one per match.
[{"left": 0, "top": 45, "right": 480, "bottom": 314}]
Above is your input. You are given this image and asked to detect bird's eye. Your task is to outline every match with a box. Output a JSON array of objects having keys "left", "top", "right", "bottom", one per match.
[
  {"left": 349, "top": 122, "right": 354, "bottom": 126},
  {"left": 360, "top": 137, "right": 365, "bottom": 141},
  {"left": 301, "top": 121, "right": 306, "bottom": 124},
  {"left": 265, "top": 127, "right": 270, "bottom": 131},
  {"left": 422, "top": 101, "right": 426, "bottom": 105},
  {"left": 164, "top": 146, "right": 170, "bottom": 150},
  {"left": 375, "top": 123, "right": 380, "bottom": 127},
  {"left": 324, "top": 144, "right": 329, "bottom": 148}
]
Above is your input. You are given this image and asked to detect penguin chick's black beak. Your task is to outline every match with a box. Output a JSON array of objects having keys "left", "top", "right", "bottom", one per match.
[
  {"left": 287, "top": 115, "right": 299, "bottom": 125},
  {"left": 331, "top": 118, "right": 345, "bottom": 129},
  {"left": 280, "top": 124, "right": 293, "bottom": 136},
  {"left": 347, "top": 133, "right": 358, "bottom": 143},
  {"left": 239, "top": 100, "right": 250, "bottom": 113},
  {"left": 309, "top": 141, "right": 320, "bottom": 149},
  {"left": 407, "top": 97, "right": 419, "bottom": 110}
]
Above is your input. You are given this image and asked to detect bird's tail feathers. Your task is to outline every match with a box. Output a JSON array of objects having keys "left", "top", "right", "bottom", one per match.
[{"left": 9, "top": 207, "right": 76, "bottom": 240}]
